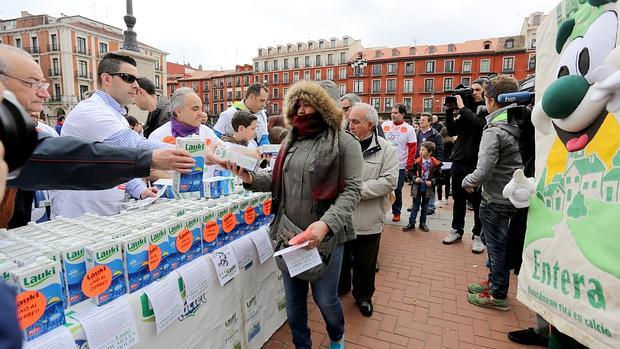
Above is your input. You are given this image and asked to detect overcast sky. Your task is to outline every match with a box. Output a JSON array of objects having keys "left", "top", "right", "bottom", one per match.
[{"left": 2, "top": 0, "right": 560, "bottom": 70}]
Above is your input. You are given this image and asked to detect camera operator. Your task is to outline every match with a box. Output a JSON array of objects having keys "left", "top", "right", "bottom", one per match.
[{"left": 442, "top": 79, "right": 487, "bottom": 253}]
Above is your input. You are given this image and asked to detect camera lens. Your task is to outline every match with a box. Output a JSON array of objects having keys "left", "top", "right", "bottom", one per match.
[{"left": 0, "top": 90, "right": 38, "bottom": 172}]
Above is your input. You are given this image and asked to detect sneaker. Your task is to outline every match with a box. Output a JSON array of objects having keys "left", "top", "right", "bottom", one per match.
[
  {"left": 472, "top": 235, "right": 485, "bottom": 254},
  {"left": 392, "top": 214, "right": 400, "bottom": 222},
  {"left": 329, "top": 335, "right": 345, "bottom": 349},
  {"left": 427, "top": 209, "right": 435, "bottom": 215},
  {"left": 402, "top": 223, "right": 416, "bottom": 231},
  {"left": 467, "top": 279, "right": 490, "bottom": 294},
  {"left": 467, "top": 291, "right": 509, "bottom": 311},
  {"left": 507, "top": 328, "right": 549, "bottom": 347},
  {"left": 442, "top": 230, "right": 462, "bottom": 244},
  {"left": 419, "top": 224, "right": 429, "bottom": 232}
]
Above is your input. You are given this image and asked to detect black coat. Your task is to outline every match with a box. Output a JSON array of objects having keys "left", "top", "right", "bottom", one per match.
[{"left": 445, "top": 104, "right": 487, "bottom": 166}]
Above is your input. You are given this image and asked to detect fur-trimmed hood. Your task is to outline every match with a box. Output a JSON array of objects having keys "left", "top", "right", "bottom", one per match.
[{"left": 283, "top": 80, "right": 344, "bottom": 130}]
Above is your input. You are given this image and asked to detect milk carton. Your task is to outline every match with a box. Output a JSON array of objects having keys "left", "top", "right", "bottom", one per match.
[
  {"left": 174, "top": 136, "right": 205, "bottom": 199},
  {"left": 122, "top": 233, "right": 152, "bottom": 293},
  {"left": 214, "top": 204, "right": 233, "bottom": 246},
  {"left": 61, "top": 243, "right": 88, "bottom": 306},
  {"left": 147, "top": 226, "right": 170, "bottom": 280},
  {"left": 11, "top": 260, "right": 66, "bottom": 341},
  {"left": 203, "top": 177, "right": 222, "bottom": 199},
  {"left": 183, "top": 213, "right": 203, "bottom": 262},
  {"left": 85, "top": 241, "right": 126, "bottom": 306},
  {"left": 0, "top": 261, "right": 16, "bottom": 282},
  {"left": 214, "top": 145, "right": 259, "bottom": 173},
  {"left": 165, "top": 219, "right": 187, "bottom": 270}
]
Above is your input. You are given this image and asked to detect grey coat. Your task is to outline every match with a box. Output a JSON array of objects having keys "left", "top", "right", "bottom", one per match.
[{"left": 462, "top": 104, "right": 523, "bottom": 205}]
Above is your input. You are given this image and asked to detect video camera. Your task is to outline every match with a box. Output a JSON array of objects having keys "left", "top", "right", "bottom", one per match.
[
  {"left": 0, "top": 90, "right": 38, "bottom": 172},
  {"left": 444, "top": 84, "right": 475, "bottom": 110}
]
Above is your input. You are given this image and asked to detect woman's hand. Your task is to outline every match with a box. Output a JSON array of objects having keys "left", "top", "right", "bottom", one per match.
[
  {"left": 289, "top": 221, "right": 330, "bottom": 250},
  {"left": 226, "top": 161, "right": 253, "bottom": 184}
]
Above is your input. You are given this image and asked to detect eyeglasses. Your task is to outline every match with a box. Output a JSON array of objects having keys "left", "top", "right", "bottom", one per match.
[
  {"left": 342, "top": 106, "right": 351, "bottom": 111},
  {"left": 0, "top": 71, "right": 49, "bottom": 90},
  {"left": 108, "top": 72, "right": 140, "bottom": 84}
]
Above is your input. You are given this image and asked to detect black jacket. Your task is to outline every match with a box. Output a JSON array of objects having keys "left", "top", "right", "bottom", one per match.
[
  {"left": 416, "top": 127, "right": 444, "bottom": 161},
  {"left": 143, "top": 96, "right": 173, "bottom": 138},
  {"left": 445, "top": 104, "right": 487, "bottom": 166}
]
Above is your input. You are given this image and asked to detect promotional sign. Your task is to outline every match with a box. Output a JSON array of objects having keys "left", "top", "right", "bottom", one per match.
[{"left": 518, "top": 1, "right": 620, "bottom": 347}]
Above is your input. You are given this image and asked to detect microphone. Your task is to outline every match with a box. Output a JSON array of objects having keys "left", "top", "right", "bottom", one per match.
[{"left": 497, "top": 91, "right": 534, "bottom": 104}]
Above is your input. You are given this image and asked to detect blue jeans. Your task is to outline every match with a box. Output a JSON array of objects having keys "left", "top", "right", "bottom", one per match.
[
  {"left": 392, "top": 169, "right": 406, "bottom": 215},
  {"left": 428, "top": 194, "right": 436, "bottom": 212},
  {"left": 408, "top": 194, "right": 430, "bottom": 225},
  {"left": 282, "top": 244, "right": 344, "bottom": 349},
  {"left": 479, "top": 202, "right": 514, "bottom": 299}
]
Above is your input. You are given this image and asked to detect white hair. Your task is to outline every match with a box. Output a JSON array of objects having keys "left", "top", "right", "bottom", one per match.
[
  {"left": 0, "top": 44, "right": 34, "bottom": 80},
  {"left": 339, "top": 93, "right": 361, "bottom": 105},
  {"left": 352, "top": 103, "right": 379, "bottom": 126},
  {"left": 170, "top": 87, "right": 196, "bottom": 114}
]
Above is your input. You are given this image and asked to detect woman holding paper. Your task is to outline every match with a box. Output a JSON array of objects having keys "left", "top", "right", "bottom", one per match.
[{"left": 228, "top": 80, "right": 362, "bottom": 349}]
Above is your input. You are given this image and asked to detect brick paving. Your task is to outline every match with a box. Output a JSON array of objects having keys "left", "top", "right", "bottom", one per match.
[{"left": 263, "top": 190, "right": 539, "bottom": 349}]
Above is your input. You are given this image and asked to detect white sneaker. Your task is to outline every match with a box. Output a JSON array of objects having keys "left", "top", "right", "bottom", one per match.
[
  {"left": 472, "top": 236, "right": 485, "bottom": 254},
  {"left": 442, "top": 230, "right": 463, "bottom": 245}
]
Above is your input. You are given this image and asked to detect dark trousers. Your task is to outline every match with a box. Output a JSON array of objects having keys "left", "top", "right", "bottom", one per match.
[
  {"left": 507, "top": 207, "right": 529, "bottom": 274},
  {"left": 450, "top": 162, "right": 482, "bottom": 236},
  {"left": 408, "top": 194, "right": 430, "bottom": 226},
  {"left": 392, "top": 169, "right": 406, "bottom": 215},
  {"left": 480, "top": 202, "right": 514, "bottom": 299},
  {"left": 437, "top": 169, "right": 451, "bottom": 201},
  {"left": 338, "top": 234, "right": 381, "bottom": 303}
]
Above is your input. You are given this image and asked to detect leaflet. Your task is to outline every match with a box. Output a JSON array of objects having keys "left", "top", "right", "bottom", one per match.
[
  {"left": 176, "top": 258, "right": 210, "bottom": 307},
  {"left": 250, "top": 227, "right": 274, "bottom": 264},
  {"left": 273, "top": 242, "right": 322, "bottom": 278},
  {"left": 77, "top": 298, "right": 139, "bottom": 349},
  {"left": 23, "top": 326, "right": 76, "bottom": 349},
  {"left": 209, "top": 245, "right": 240, "bottom": 286},
  {"left": 143, "top": 276, "right": 184, "bottom": 334},
  {"left": 232, "top": 236, "right": 254, "bottom": 270}
]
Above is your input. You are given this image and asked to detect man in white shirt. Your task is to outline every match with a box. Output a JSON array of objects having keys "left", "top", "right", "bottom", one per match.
[
  {"left": 54, "top": 53, "right": 166, "bottom": 218},
  {"left": 381, "top": 103, "right": 417, "bottom": 222},
  {"left": 214, "top": 82, "right": 269, "bottom": 146}
]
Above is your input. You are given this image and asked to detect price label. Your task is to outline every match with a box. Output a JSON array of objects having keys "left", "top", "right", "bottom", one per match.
[
  {"left": 148, "top": 244, "right": 162, "bottom": 272},
  {"left": 222, "top": 213, "right": 237, "bottom": 234},
  {"left": 176, "top": 229, "right": 193, "bottom": 254},
  {"left": 263, "top": 199, "right": 272, "bottom": 216},
  {"left": 203, "top": 220, "right": 219, "bottom": 242},
  {"left": 244, "top": 207, "right": 256, "bottom": 225},
  {"left": 81, "top": 265, "right": 112, "bottom": 298},
  {"left": 16, "top": 290, "right": 46, "bottom": 330}
]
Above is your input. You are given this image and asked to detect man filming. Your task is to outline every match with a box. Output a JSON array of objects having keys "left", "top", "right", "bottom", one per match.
[{"left": 442, "top": 79, "right": 487, "bottom": 253}]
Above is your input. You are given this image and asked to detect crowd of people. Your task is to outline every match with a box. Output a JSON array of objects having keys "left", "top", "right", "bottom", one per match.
[{"left": 0, "top": 43, "right": 563, "bottom": 349}]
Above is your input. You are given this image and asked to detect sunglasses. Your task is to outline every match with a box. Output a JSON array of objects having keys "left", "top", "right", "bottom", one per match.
[{"left": 108, "top": 72, "right": 140, "bottom": 84}]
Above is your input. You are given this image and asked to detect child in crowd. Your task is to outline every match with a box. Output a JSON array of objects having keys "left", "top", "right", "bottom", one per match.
[
  {"left": 402, "top": 141, "right": 442, "bottom": 232},
  {"left": 222, "top": 110, "right": 259, "bottom": 150}
]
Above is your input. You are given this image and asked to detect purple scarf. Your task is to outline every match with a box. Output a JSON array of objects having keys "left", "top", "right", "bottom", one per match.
[{"left": 171, "top": 117, "right": 200, "bottom": 138}]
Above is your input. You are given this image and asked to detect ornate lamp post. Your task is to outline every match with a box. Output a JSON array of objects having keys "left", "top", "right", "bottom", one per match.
[{"left": 121, "top": 0, "right": 140, "bottom": 52}]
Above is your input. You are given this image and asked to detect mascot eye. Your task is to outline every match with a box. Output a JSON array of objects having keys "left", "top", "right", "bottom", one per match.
[
  {"left": 578, "top": 48, "right": 590, "bottom": 76},
  {"left": 558, "top": 66, "right": 571, "bottom": 78}
]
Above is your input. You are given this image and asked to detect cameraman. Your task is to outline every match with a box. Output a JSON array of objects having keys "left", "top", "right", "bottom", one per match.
[{"left": 442, "top": 79, "right": 487, "bottom": 253}]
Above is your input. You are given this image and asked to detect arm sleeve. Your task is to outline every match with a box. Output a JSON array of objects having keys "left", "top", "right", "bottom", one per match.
[
  {"left": 104, "top": 128, "right": 169, "bottom": 150},
  {"left": 244, "top": 172, "right": 273, "bottom": 192},
  {"left": 459, "top": 107, "right": 486, "bottom": 130},
  {"left": 462, "top": 129, "right": 500, "bottom": 188},
  {"left": 126, "top": 178, "right": 148, "bottom": 199},
  {"left": 406, "top": 142, "right": 417, "bottom": 169},
  {"left": 320, "top": 135, "right": 363, "bottom": 235},
  {"left": 8, "top": 137, "right": 152, "bottom": 190},
  {"left": 361, "top": 144, "right": 399, "bottom": 200},
  {"left": 445, "top": 108, "right": 458, "bottom": 137}
]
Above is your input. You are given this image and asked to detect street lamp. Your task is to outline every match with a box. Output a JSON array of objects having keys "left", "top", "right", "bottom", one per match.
[{"left": 350, "top": 56, "right": 367, "bottom": 77}]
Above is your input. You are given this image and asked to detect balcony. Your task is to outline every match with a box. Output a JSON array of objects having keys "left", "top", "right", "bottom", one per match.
[
  {"left": 76, "top": 71, "right": 93, "bottom": 80},
  {"left": 47, "top": 44, "right": 60, "bottom": 52},
  {"left": 502, "top": 67, "right": 515, "bottom": 73},
  {"left": 371, "top": 89, "right": 381, "bottom": 95},
  {"left": 48, "top": 95, "right": 62, "bottom": 103},
  {"left": 48, "top": 68, "right": 62, "bottom": 77},
  {"left": 23, "top": 46, "right": 40, "bottom": 54},
  {"left": 75, "top": 47, "right": 91, "bottom": 56}
]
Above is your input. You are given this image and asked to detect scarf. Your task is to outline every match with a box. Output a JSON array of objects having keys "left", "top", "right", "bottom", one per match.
[
  {"left": 222, "top": 134, "right": 249, "bottom": 146},
  {"left": 271, "top": 113, "right": 344, "bottom": 214},
  {"left": 171, "top": 117, "right": 200, "bottom": 138}
]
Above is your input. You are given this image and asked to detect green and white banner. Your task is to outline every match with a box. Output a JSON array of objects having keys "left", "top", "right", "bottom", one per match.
[{"left": 518, "top": 0, "right": 620, "bottom": 348}]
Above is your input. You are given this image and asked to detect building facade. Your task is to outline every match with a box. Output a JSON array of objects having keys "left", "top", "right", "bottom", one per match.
[{"left": 0, "top": 11, "right": 167, "bottom": 118}]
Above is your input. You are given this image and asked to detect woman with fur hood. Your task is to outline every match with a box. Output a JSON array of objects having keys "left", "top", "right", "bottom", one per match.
[{"left": 228, "top": 80, "right": 362, "bottom": 349}]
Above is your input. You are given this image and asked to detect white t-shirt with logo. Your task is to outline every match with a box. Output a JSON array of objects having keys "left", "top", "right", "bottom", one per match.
[{"left": 381, "top": 120, "right": 417, "bottom": 169}]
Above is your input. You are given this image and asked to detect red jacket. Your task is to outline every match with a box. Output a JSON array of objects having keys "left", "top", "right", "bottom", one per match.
[{"left": 410, "top": 156, "right": 442, "bottom": 198}]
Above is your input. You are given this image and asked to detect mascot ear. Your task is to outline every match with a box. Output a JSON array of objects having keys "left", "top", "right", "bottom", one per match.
[
  {"left": 531, "top": 103, "right": 554, "bottom": 134},
  {"left": 556, "top": 18, "right": 575, "bottom": 53}
]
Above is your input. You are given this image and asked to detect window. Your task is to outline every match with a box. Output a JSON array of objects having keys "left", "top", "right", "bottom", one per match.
[
  {"left": 480, "top": 59, "right": 490, "bottom": 73},
  {"left": 258, "top": 49, "right": 263, "bottom": 56},
  {"left": 235, "top": 90, "right": 241, "bottom": 100},
  {"left": 50, "top": 34, "right": 58, "bottom": 51},
  {"left": 99, "top": 42, "right": 108, "bottom": 54},
  {"left": 308, "top": 42, "right": 313, "bottom": 50},
  {"left": 403, "top": 97, "right": 412, "bottom": 113},
  {"left": 461, "top": 77, "right": 471, "bottom": 86},
  {"left": 391, "top": 48, "right": 399, "bottom": 57},
  {"left": 409, "top": 47, "right": 416, "bottom": 55},
  {"left": 427, "top": 46, "right": 437, "bottom": 54},
  {"left": 423, "top": 98, "right": 433, "bottom": 113},
  {"left": 386, "top": 79, "right": 396, "bottom": 93},
  {"left": 304, "top": 56, "right": 310, "bottom": 67},
  {"left": 298, "top": 43, "right": 302, "bottom": 51},
  {"left": 343, "top": 37, "right": 349, "bottom": 46},
  {"left": 294, "top": 57, "right": 299, "bottom": 68},
  {"left": 203, "top": 81, "right": 209, "bottom": 91},
  {"left": 51, "top": 58, "right": 60, "bottom": 75},
  {"left": 79, "top": 85, "right": 89, "bottom": 100},
  {"left": 272, "top": 73, "right": 279, "bottom": 84},
  {"left": 155, "top": 75, "right": 161, "bottom": 89},
  {"left": 384, "top": 98, "right": 394, "bottom": 112},
  {"left": 277, "top": 46, "right": 282, "bottom": 54},
  {"left": 54, "top": 84, "right": 61, "bottom": 100},
  {"left": 462, "top": 60, "right": 472, "bottom": 73},
  {"left": 273, "top": 60, "right": 279, "bottom": 70},
  {"left": 443, "top": 78, "right": 453, "bottom": 91},
  {"left": 424, "top": 78, "right": 434, "bottom": 93},
  {"left": 405, "top": 62, "right": 415, "bottom": 75},
  {"left": 483, "top": 41, "right": 491, "bottom": 50},
  {"left": 227, "top": 77, "right": 233, "bottom": 87},
  {"left": 339, "top": 67, "right": 347, "bottom": 79},
  {"left": 339, "top": 84, "right": 346, "bottom": 96},
  {"left": 340, "top": 52, "right": 346, "bottom": 64},
  {"left": 371, "top": 80, "right": 381, "bottom": 94},
  {"left": 314, "top": 70, "right": 321, "bottom": 80},
  {"left": 372, "top": 64, "right": 382, "bottom": 76},
  {"left": 212, "top": 103, "right": 218, "bottom": 114},
  {"left": 253, "top": 75, "right": 258, "bottom": 83},
  {"left": 403, "top": 79, "right": 413, "bottom": 93},
  {"left": 263, "top": 74, "right": 269, "bottom": 84},
  {"left": 213, "top": 80, "right": 218, "bottom": 88},
  {"left": 505, "top": 38, "right": 515, "bottom": 49},
  {"left": 273, "top": 88, "right": 279, "bottom": 99},
  {"left": 319, "top": 41, "right": 324, "bottom": 49},
  {"left": 531, "top": 39, "right": 537, "bottom": 49},
  {"left": 254, "top": 62, "right": 259, "bottom": 72},
  {"left": 15, "top": 38, "right": 21, "bottom": 48},
  {"left": 327, "top": 68, "right": 333, "bottom": 80},
  {"left": 502, "top": 57, "right": 514, "bottom": 72},
  {"left": 528, "top": 54, "right": 536, "bottom": 70},
  {"left": 425, "top": 61, "right": 435, "bottom": 73},
  {"left": 77, "top": 37, "right": 87, "bottom": 54},
  {"left": 78, "top": 60, "right": 88, "bottom": 77},
  {"left": 235, "top": 76, "right": 240, "bottom": 86},
  {"left": 227, "top": 91, "right": 232, "bottom": 100},
  {"left": 283, "top": 72, "right": 289, "bottom": 83},
  {"left": 203, "top": 93, "right": 209, "bottom": 103},
  {"left": 304, "top": 70, "right": 310, "bottom": 80},
  {"left": 315, "top": 55, "right": 322, "bottom": 66},
  {"left": 387, "top": 63, "right": 397, "bottom": 75},
  {"left": 444, "top": 60, "right": 454, "bottom": 73},
  {"left": 294, "top": 71, "right": 300, "bottom": 82},
  {"left": 283, "top": 87, "right": 288, "bottom": 96},
  {"left": 283, "top": 59, "right": 289, "bottom": 69},
  {"left": 353, "top": 80, "right": 364, "bottom": 94},
  {"left": 192, "top": 82, "right": 198, "bottom": 91},
  {"left": 244, "top": 76, "right": 249, "bottom": 85},
  {"left": 263, "top": 61, "right": 269, "bottom": 72},
  {"left": 448, "top": 44, "right": 456, "bottom": 52},
  {"left": 31, "top": 37, "right": 38, "bottom": 52},
  {"left": 370, "top": 98, "right": 380, "bottom": 111},
  {"left": 327, "top": 54, "right": 334, "bottom": 65},
  {"left": 272, "top": 103, "right": 279, "bottom": 114},
  {"left": 267, "top": 48, "right": 272, "bottom": 55}
]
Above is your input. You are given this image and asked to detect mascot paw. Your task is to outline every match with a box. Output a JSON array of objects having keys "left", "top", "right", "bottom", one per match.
[{"left": 503, "top": 169, "right": 535, "bottom": 208}]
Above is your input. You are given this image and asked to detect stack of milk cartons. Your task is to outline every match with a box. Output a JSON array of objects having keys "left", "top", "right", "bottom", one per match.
[{"left": 174, "top": 135, "right": 206, "bottom": 198}]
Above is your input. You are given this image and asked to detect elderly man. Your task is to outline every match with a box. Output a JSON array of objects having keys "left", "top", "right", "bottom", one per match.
[
  {"left": 338, "top": 103, "right": 398, "bottom": 317},
  {"left": 214, "top": 82, "right": 270, "bottom": 145}
]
